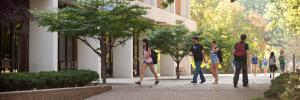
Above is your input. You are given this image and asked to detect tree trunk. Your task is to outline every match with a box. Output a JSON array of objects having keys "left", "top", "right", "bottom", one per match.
[
  {"left": 176, "top": 61, "right": 180, "bottom": 79},
  {"left": 100, "top": 38, "right": 107, "bottom": 84}
]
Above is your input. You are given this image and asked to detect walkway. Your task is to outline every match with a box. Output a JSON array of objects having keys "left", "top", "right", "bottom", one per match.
[{"left": 86, "top": 74, "right": 279, "bottom": 100}]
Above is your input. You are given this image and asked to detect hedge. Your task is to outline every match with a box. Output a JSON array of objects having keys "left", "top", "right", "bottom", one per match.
[
  {"left": 0, "top": 70, "right": 99, "bottom": 92},
  {"left": 264, "top": 73, "right": 300, "bottom": 100}
]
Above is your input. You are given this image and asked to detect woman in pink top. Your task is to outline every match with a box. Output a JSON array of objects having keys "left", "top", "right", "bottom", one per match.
[{"left": 135, "top": 39, "right": 159, "bottom": 85}]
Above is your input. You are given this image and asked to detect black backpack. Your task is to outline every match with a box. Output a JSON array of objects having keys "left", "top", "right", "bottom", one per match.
[
  {"left": 217, "top": 49, "right": 223, "bottom": 63},
  {"left": 151, "top": 50, "right": 158, "bottom": 64}
]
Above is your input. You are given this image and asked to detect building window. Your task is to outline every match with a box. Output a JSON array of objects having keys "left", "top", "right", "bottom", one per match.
[{"left": 58, "top": 34, "right": 77, "bottom": 70}]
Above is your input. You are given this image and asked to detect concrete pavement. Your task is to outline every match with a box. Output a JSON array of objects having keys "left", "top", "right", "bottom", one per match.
[{"left": 85, "top": 74, "right": 279, "bottom": 100}]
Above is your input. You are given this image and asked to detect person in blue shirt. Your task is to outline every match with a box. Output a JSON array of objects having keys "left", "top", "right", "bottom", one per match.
[
  {"left": 262, "top": 57, "right": 268, "bottom": 75},
  {"left": 251, "top": 55, "right": 259, "bottom": 76}
]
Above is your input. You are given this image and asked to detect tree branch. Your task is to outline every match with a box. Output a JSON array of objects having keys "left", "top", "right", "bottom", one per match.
[{"left": 78, "top": 36, "right": 101, "bottom": 56}]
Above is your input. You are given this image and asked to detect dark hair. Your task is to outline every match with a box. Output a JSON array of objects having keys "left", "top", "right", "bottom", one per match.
[
  {"left": 192, "top": 36, "right": 199, "bottom": 41},
  {"left": 240, "top": 34, "right": 247, "bottom": 41},
  {"left": 142, "top": 39, "right": 149, "bottom": 51},
  {"left": 270, "top": 52, "right": 275, "bottom": 58},
  {"left": 212, "top": 40, "right": 216, "bottom": 44}
]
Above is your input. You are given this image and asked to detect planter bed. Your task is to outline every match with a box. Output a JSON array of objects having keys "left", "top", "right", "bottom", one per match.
[{"left": 0, "top": 85, "right": 112, "bottom": 100}]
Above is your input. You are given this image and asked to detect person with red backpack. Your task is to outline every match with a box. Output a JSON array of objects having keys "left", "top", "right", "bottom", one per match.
[{"left": 233, "top": 34, "right": 249, "bottom": 88}]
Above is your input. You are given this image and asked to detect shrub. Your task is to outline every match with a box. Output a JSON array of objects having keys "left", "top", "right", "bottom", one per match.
[
  {"left": 265, "top": 73, "right": 300, "bottom": 99},
  {"left": 0, "top": 70, "right": 99, "bottom": 92}
]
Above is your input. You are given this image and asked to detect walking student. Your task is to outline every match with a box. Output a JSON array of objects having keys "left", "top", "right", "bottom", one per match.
[
  {"left": 279, "top": 50, "right": 286, "bottom": 73},
  {"left": 269, "top": 52, "right": 277, "bottom": 79},
  {"left": 251, "top": 55, "right": 259, "bottom": 76},
  {"left": 190, "top": 36, "right": 206, "bottom": 84},
  {"left": 262, "top": 57, "right": 268, "bottom": 75},
  {"left": 210, "top": 41, "right": 219, "bottom": 84},
  {"left": 233, "top": 34, "right": 249, "bottom": 88},
  {"left": 135, "top": 39, "right": 159, "bottom": 85}
]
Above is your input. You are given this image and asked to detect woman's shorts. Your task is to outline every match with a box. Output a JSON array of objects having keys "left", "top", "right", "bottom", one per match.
[
  {"left": 143, "top": 60, "right": 153, "bottom": 64},
  {"left": 211, "top": 60, "right": 219, "bottom": 64},
  {"left": 269, "top": 65, "right": 278, "bottom": 72}
]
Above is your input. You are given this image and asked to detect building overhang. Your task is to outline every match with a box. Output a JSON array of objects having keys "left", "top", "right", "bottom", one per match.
[{"left": 131, "top": 1, "right": 197, "bottom": 31}]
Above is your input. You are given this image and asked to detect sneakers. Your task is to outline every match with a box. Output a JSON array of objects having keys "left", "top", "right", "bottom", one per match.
[
  {"left": 200, "top": 81, "right": 206, "bottom": 84},
  {"left": 135, "top": 81, "right": 141, "bottom": 85},
  {"left": 191, "top": 81, "right": 197, "bottom": 83},
  {"left": 155, "top": 80, "right": 159, "bottom": 85},
  {"left": 136, "top": 81, "right": 160, "bottom": 85}
]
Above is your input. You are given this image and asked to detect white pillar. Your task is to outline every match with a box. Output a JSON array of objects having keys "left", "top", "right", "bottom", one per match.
[
  {"left": 113, "top": 39, "right": 133, "bottom": 78},
  {"left": 77, "top": 39, "right": 101, "bottom": 77},
  {"left": 29, "top": 0, "right": 58, "bottom": 72},
  {"left": 179, "top": 56, "right": 191, "bottom": 76},
  {"left": 160, "top": 54, "right": 176, "bottom": 76},
  {"left": 181, "top": 0, "right": 190, "bottom": 18}
]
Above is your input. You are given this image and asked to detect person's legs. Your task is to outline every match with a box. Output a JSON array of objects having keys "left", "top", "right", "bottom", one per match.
[
  {"left": 149, "top": 64, "right": 158, "bottom": 81},
  {"left": 139, "top": 63, "right": 148, "bottom": 82},
  {"left": 192, "top": 61, "right": 200, "bottom": 82},
  {"left": 254, "top": 64, "right": 258, "bottom": 76},
  {"left": 210, "top": 63, "right": 216, "bottom": 78},
  {"left": 264, "top": 67, "right": 267, "bottom": 75},
  {"left": 212, "top": 63, "right": 218, "bottom": 84},
  {"left": 242, "top": 62, "right": 249, "bottom": 86},
  {"left": 234, "top": 61, "right": 242, "bottom": 87},
  {"left": 215, "top": 63, "right": 219, "bottom": 83},
  {"left": 198, "top": 61, "right": 206, "bottom": 82}
]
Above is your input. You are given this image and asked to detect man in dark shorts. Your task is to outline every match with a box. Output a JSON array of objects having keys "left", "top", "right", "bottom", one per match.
[
  {"left": 190, "top": 36, "right": 206, "bottom": 84},
  {"left": 233, "top": 34, "right": 249, "bottom": 87}
]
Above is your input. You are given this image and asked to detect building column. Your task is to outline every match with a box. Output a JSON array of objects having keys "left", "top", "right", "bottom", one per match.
[
  {"left": 179, "top": 56, "right": 191, "bottom": 76},
  {"left": 77, "top": 39, "right": 101, "bottom": 77},
  {"left": 113, "top": 39, "right": 133, "bottom": 78},
  {"left": 29, "top": 0, "right": 58, "bottom": 72},
  {"left": 160, "top": 54, "right": 176, "bottom": 76}
]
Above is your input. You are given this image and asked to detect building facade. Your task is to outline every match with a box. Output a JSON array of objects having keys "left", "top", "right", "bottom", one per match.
[{"left": 0, "top": 0, "right": 196, "bottom": 79}]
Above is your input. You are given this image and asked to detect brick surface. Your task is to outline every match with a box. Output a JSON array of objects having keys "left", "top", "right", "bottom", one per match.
[{"left": 0, "top": 86, "right": 112, "bottom": 100}]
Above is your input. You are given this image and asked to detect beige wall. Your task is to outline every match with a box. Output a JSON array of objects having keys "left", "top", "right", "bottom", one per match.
[
  {"left": 132, "top": 1, "right": 197, "bottom": 31},
  {"left": 29, "top": 0, "right": 58, "bottom": 72},
  {"left": 77, "top": 38, "right": 101, "bottom": 77}
]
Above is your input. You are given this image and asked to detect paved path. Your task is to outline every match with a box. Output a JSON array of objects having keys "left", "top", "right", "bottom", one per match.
[{"left": 86, "top": 74, "right": 279, "bottom": 100}]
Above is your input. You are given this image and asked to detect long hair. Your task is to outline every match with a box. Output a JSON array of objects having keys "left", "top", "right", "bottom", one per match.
[
  {"left": 142, "top": 39, "right": 149, "bottom": 51},
  {"left": 270, "top": 52, "right": 275, "bottom": 61}
]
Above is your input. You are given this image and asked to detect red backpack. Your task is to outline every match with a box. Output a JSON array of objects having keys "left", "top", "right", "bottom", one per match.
[{"left": 234, "top": 42, "right": 246, "bottom": 59}]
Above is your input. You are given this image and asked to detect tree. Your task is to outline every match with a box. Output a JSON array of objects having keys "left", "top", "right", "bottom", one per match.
[
  {"left": 33, "top": 0, "right": 155, "bottom": 83},
  {"left": 191, "top": 0, "right": 268, "bottom": 73},
  {"left": 0, "top": 0, "right": 31, "bottom": 25},
  {"left": 149, "top": 21, "right": 192, "bottom": 79}
]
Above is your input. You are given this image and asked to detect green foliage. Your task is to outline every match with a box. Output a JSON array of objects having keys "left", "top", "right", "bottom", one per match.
[
  {"left": 265, "top": 73, "right": 300, "bottom": 99},
  {"left": 191, "top": 0, "right": 268, "bottom": 73},
  {"left": 149, "top": 21, "right": 193, "bottom": 79},
  {"left": 0, "top": 70, "right": 99, "bottom": 92}
]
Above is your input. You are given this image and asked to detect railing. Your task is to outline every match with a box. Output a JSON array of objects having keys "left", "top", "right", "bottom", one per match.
[{"left": 58, "top": 61, "right": 77, "bottom": 70}]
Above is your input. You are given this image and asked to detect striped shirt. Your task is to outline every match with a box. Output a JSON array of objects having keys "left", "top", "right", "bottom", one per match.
[{"left": 210, "top": 50, "right": 219, "bottom": 61}]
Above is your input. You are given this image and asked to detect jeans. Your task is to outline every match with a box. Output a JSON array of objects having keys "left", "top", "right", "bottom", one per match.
[
  {"left": 233, "top": 61, "right": 248, "bottom": 85},
  {"left": 193, "top": 61, "right": 206, "bottom": 82}
]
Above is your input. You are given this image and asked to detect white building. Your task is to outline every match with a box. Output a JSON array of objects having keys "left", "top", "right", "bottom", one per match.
[{"left": 0, "top": 0, "right": 196, "bottom": 79}]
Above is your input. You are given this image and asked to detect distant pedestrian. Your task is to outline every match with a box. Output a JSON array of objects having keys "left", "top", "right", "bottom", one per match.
[
  {"left": 135, "top": 39, "right": 159, "bottom": 85},
  {"left": 190, "top": 36, "right": 206, "bottom": 84},
  {"left": 278, "top": 50, "right": 285, "bottom": 73},
  {"left": 233, "top": 34, "right": 249, "bottom": 88},
  {"left": 262, "top": 57, "right": 268, "bottom": 75},
  {"left": 251, "top": 55, "right": 259, "bottom": 76},
  {"left": 210, "top": 41, "right": 219, "bottom": 84},
  {"left": 269, "top": 52, "right": 277, "bottom": 79}
]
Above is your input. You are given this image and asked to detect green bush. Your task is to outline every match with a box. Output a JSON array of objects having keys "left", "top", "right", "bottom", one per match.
[
  {"left": 0, "top": 70, "right": 99, "bottom": 92},
  {"left": 265, "top": 73, "right": 300, "bottom": 99}
]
